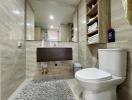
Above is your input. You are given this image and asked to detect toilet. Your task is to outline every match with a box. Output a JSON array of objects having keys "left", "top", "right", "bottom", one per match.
[{"left": 75, "top": 49, "right": 127, "bottom": 100}]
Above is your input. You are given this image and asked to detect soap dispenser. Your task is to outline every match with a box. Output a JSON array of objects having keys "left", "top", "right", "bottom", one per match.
[{"left": 108, "top": 28, "right": 115, "bottom": 42}]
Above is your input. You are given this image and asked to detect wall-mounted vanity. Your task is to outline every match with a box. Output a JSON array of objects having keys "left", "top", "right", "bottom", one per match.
[
  {"left": 37, "top": 48, "right": 72, "bottom": 62},
  {"left": 36, "top": 47, "right": 73, "bottom": 76}
]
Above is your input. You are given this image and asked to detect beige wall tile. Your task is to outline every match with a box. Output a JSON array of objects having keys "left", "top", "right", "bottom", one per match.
[
  {"left": 0, "top": 0, "right": 26, "bottom": 99},
  {"left": 26, "top": 41, "right": 78, "bottom": 79},
  {"left": 107, "top": 0, "right": 132, "bottom": 99}
]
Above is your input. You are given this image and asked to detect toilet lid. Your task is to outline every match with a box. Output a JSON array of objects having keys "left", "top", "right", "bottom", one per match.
[{"left": 75, "top": 68, "right": 112, "bottom": 81}]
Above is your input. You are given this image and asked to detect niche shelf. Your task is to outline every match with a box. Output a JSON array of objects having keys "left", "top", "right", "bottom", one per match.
[
  {"left": 87, "top": 0, "right": 97, "bottom": 6},
  {"left": 87, "top": 29, "right": 98, "bottom": 37},
  {"left": 87, "top": 16, "right": 98, "bottom": 26},
  {"left": 86, "top": 0, "right": 111, "bottom": 45},
  {"left": 87, "top": 3, "right": 98, "bottom": 18}
]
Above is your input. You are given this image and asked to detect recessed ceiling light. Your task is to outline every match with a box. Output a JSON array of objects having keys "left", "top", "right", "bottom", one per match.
[
  {"left": 50, "top": 25, "right": 54, "bottom": 29},
  {"left": 49, "top": 15, "right": 54, "bottom": 20},
  {"left": 12, "top": 10, "right": 20, "bottom": 15},
  {"left": 27, "top": 23, "right": 31, "bottom": 26}
]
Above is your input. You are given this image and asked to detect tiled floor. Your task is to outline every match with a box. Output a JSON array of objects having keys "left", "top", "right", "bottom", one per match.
[
  {"left": 8, "top": 79, "right": 83, "bottom": 100},
  {"left": 66, "top": 79, "right": 83, "bottom": 100}
]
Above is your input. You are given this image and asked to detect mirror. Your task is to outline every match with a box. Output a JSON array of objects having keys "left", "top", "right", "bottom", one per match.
[{"left": 26, "top": 0, "right": 80, "bottom": 42}]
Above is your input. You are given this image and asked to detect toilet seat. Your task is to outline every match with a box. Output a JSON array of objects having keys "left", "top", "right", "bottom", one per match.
[{"left": 75, "top": 68, "right": 112, "bottom": 82}]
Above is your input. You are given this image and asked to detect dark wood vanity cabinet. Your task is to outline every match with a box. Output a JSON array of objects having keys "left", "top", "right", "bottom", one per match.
[{"left": 37, "top": 48, "right": 72, "bottom": 62}]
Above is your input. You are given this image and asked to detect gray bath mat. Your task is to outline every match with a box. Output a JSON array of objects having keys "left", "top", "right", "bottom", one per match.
[{"left": 15, "top": 80, "right": 75, "bottom": 100}]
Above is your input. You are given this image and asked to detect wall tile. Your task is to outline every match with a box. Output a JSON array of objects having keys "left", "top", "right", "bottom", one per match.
[
  {"left": 107, "top": 0, "right": 132, "bottom": 99},
  {"left": 0, "top": 0, "right": 26, "bottom": 99},
  {"left": 26, "top": 41, "right": 78, "bottom": 79}
]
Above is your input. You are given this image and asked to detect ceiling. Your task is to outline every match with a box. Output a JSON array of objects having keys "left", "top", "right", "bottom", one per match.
[{"left": 28, "top": 0, "right": 80, "bottom": 29}]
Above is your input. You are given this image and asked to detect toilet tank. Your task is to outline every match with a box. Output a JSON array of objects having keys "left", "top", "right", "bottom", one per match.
[{"left": 98, "top": 49, "right": 127, "bottom": 77}]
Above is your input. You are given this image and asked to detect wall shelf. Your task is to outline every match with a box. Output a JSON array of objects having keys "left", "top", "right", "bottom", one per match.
[
  {"left": 87, "top": 0, "right": 97, "bottom": 6},
  {"left": 87, "top": 16, "right": 98, "bottom": 26},
  {"left": 86, "top": 0, "right": 111, "bottom": 45},
  {"left": 87, "top": 3, "right": 98, "bottom": 18},
  {"left": 87, "top": 30, "right": 98, "bottom": 37}
]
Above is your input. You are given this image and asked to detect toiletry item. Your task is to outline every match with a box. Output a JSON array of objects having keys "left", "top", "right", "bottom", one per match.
[
  {"left": 108, "top": 28, "right": 115, "bottom": 42},
  {"left": 88, "top": 34, "right": 99, "bottom": 44},
  {"left": 88, "top": 22, "right": 98, "bottom": 33}
]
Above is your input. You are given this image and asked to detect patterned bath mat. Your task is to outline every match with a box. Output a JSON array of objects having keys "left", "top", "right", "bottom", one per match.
[{"left": 15, "top": 80, "right": 75, "bottom": 100}]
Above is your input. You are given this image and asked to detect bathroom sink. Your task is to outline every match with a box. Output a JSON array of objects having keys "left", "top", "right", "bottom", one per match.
[{"left": 37, "top": 48, "right": 72, "bottom": 62}]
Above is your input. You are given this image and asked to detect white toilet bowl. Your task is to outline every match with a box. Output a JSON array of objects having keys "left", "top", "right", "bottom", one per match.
[
  {"left": 75, "top": 49, "right": 127, "bottom": 100},
  {"left": 75, "top": 68, "right": 125, "bottom": 100}
]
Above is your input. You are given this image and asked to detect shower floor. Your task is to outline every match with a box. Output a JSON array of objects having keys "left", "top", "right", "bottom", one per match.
[{"left": 8, "top": 79, "right": 83, "bottom": 100}]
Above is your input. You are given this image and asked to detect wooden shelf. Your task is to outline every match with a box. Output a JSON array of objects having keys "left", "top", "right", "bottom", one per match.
[
  {"left": 88, "top": 42, "right": 99, "bottom": 45},
  {"left": 86, "top": 0, "right": 110, "bottom": 45},
  {"left": 87, "top": 16, "right": 98, "bottom": 26},
  {"left": 87, "top": 0, "right": 97, "bottom": 6},
  {"left": 87, "top": 3, "right": 98, "bottom": 18},
  {"left": 87, "top": 30, "right": 98, "bottom": 37}
]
